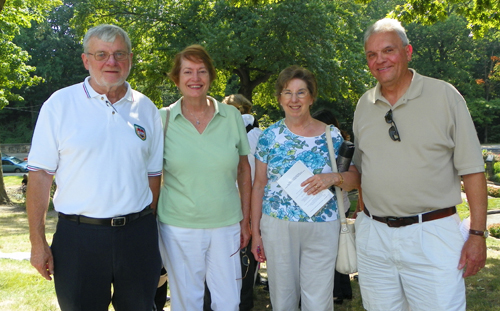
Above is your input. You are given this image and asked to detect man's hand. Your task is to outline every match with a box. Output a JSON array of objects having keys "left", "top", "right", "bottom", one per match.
[
  {"left": 26, "top": 170, "right": 55, "bottom": 280},
  {"left": 458, "top": 235, "right": 487, "bottom": 277},
  {"left": 30, "top": 241, "right": 54, "bottom": 280}
]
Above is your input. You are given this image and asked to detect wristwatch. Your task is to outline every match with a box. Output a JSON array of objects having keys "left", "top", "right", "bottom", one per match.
[{"left": 469, "top": 229, "right": 489, "bottom": 238}]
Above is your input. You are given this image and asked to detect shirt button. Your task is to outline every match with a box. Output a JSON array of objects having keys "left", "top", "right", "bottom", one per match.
[
  {"left": 112, "top": 111, "right": 115, "bottom": 114},
  {"left": 101, "top": 97, "right": 104, "bottom": 100}
]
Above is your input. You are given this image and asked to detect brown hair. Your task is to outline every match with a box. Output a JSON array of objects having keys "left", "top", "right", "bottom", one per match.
[
  {"left": 275, "top": 65, "right": 318, "bottom": 101},
  {"left": 168, "top": 44, "right": 217, "bottom": 85},
  {"left": 222, "top": 94, "right": 253, "bottom": 114}
]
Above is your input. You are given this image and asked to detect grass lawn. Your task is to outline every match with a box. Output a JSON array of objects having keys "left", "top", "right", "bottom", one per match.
[{"left": 1, "top": 182, "right": 499, "bottom": 310}]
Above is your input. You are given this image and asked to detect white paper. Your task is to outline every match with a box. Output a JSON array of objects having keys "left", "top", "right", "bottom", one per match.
[
  {"left": 459, "top": 217, "right": 470, "bottom": 241},
  {"left": 277, "top": 161, "right": 333, "bottom": 217}
]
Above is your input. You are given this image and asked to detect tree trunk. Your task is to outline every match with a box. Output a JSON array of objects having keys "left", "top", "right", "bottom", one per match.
[
  {"left": 234, "top": 67, "right": 273, "bottom": 103},
  {"left": 0, "top": 151, "right": 12, "bottom": 204},
  {"left": 0, "top": 0, "right": 5, "bottom": 13}
]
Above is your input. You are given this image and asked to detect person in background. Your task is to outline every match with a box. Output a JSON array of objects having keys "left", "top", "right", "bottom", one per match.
[
  {"left": 251, "top": 65, "right": 360, "bottom": 311},
  {"left": 312, "top": 109, "right": 353, "bottom": 305},
  {"left": 353, "top": 18, "right": 487, "bottom": 310},
  {"left": 223, "top": 94, "right": 263, "bottom": 182},
  {"left": 26, "top": 24, "right": 163, "bottom": 311},
  {"left": 157, "top": 44, "right": 252, "bottom": 311},
  {"left": 204, "top": 94, "right": 262, "bottom": 311}
]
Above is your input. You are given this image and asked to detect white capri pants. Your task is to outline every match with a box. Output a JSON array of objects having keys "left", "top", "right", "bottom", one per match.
[
  {"left": 355, "top": 211, "right": 466, "bottom": 311},
  {"left": 158, "top": 222, "right": 242, "bottom": 311},
  {"left": 261, "top": 214, "right": 340, "bottom": 311}
]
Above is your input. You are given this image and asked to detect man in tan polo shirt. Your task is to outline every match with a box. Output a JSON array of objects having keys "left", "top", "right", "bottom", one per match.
[{"left": 353, "top": 18, "right": 487, "bottom": 311}]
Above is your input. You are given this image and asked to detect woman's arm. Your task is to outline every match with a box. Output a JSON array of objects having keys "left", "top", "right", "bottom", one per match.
[
  {"left": 237, "top": 155, "right": 252, "bottom": 249},
  {"left": 302, "top": 164, "right": 361, "bottom": 195},
  {"left": 250, "top": 159, "right": 268, "bottom": 263}
]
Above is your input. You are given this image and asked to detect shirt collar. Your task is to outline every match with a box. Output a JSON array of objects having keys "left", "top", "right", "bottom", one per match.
[
  {"left": 82, "top": 76, "right": 134, "bottom": 103},
  {"left": 371, "top": 69, "right": 422, "bottom": 108},
  {"left": 170, "top": 96, "right": 225, "bottom": 120}
]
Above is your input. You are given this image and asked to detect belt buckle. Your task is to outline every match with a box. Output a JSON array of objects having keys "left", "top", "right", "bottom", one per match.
[
  {"left": 386, "top": 217, "right": 402, "bottom": 228},
  {"left": 111, "top": 217, "right": 126, "bottom": 226}
]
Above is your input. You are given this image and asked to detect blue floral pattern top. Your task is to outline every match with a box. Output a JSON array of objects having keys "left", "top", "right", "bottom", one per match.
[{"left": 255, "top": 119, "right": 343, "bottom": 222}]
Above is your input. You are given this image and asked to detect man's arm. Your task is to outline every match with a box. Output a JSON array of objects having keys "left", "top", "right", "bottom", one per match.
[
  {"left": 148, "top": 176, "right": 161, "bottom": 214},
  {"left": 26, "top": 170, "right": 55, "bottom": 280},
  {"left": 458, "top": 172, "right": 488, "bottom": 277}
]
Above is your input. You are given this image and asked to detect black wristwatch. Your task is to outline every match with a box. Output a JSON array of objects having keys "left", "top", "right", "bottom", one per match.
[{"left": 469, "top": 229, "right": 489, "bottom": 238}]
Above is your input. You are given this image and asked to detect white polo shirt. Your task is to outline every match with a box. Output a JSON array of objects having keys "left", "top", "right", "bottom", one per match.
[{"left": 28, "top": 77, "right": 163, "bottom": 218}]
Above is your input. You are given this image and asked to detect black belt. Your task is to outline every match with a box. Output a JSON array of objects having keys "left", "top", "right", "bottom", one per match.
[
  {"left": 363, "top": 206, "right": 456, "bottom": 228},
  {"left": 59, "top": 206, "right": 152, "bottom": 227}
]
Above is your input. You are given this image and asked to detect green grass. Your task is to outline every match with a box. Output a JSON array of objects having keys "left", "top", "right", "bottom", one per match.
[
  {"left": 3, "top": 176, "right": 23, "bottom": 188},
  {"left": 0, "top": 260, "right": 59, "bottom": 311},
  {"left": 1, "top": 187, "right": 500, "bottom": 310}
]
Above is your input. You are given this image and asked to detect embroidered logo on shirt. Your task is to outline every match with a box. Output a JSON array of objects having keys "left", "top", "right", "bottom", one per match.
[{"left": 134, "top": 124, "right": 146, "bottom": 141}]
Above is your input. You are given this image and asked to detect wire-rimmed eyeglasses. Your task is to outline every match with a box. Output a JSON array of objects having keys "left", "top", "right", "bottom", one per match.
[
  {"left": 280, "top": 90, "right": 308, "bottom": 99},
  {"left": 231, "top": 247, "right": 250, "bottom": 280},
  {"left": 385, "top": 109, "right": 401, "bottom": 142},
  {"left": 86, "top": 51, "right": 130, "bottom": 62}
]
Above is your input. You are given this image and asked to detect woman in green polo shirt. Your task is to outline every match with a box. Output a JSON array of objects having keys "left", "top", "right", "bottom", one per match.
[{"left": 157, "top": 45, "right": 252, "bottom": 311}]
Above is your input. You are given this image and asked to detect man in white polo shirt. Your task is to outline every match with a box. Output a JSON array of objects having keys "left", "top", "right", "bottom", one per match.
[
  {"left": 26, "top": 24, "right": 163, "bottom": 311},
  {"left": 353, "top": 18, "right": 487, "bottom": 310}
]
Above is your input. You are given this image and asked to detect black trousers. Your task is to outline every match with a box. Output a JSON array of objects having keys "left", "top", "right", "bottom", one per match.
[{"left": 52, "top": 213, "right": 162, "bottom": 311}]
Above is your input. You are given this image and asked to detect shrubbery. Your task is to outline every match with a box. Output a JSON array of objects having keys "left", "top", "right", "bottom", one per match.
[{"left": 488, "top": 223, "right": 500, "bottom": 239}]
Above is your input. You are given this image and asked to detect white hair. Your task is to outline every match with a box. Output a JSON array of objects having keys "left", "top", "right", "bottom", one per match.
[{"left": 364, "top": 18, "right": 409, "bottom": 47}]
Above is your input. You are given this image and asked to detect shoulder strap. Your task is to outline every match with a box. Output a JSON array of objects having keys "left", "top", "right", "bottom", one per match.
[
  {"left": 160, "top": 107, "right": 170, "bottom": 187},
  {"left": 160, "top": 107, "right": 171, "bottom": 138},
  {"left": 325, "top": 125, "right": 347, "bottom": 223}
]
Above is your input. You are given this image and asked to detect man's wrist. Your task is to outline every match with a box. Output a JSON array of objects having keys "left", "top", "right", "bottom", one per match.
[{"left": 469, "top": 229, "right": 489, "bottom": 238}]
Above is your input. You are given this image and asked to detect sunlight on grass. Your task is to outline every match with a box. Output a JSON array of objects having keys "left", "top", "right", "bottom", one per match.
[
  {"left": 1, "top": 190, "right": 500, "bottom": 311},
  {"left": 0, "top": 259, "right": 59, "bottom": 311},
  {"left": 0, "top": 212, "right": 56, "bottom": 253},
  {"left": 3, "top": 176, "right": 23, "bottom": 188}
]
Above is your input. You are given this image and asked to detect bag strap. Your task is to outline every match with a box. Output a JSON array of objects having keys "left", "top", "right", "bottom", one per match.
[
  {"left": 160, "top": 107, "right": 170, "bottom": 187},
  {"left": 325, "top": 125, "right": 347, "bottom": 226}
]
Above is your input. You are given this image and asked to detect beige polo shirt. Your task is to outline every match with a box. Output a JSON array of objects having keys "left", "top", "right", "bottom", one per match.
[{"left": 353, "top": 70, "right": 484, "bottom": 217}]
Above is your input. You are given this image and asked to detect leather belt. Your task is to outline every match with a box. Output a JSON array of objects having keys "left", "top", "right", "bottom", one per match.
[
  {"left": 363, "top": 206, "right": 456, "bottom": 228},
  {"left": 59, "top": 206, "right": 152, "bottom": 227}
]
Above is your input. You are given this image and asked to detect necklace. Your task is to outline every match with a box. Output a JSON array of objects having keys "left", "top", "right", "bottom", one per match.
[{"left": 184, "top": 103, "right": 208, "bottom": 125}]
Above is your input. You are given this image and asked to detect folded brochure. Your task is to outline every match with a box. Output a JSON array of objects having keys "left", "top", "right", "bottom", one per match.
[{"left": 277, "top": 160, "right": 333, "bottom": 217}]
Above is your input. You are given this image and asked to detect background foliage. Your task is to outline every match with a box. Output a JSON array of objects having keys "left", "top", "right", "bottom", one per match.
[{"left": 1, "top": 0, "right": 500, "bottom": 145}]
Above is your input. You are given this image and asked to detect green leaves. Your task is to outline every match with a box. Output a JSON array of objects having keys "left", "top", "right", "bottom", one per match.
[
  {"left": 384, "top": 0, "right": 500, "bottom": 38},
  {"left": 0, "top": 0, "right": 61, "bottom": 109}
]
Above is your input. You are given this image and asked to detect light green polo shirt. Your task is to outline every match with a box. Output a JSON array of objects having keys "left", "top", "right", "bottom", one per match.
[
  {"left": 157, "top": 97, "right": 250, "bottom": 228},
  {"left": 353, "top": 70, "right": 484, "bottom": 217}
]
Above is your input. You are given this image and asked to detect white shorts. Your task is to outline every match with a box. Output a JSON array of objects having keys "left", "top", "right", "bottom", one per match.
[
  {"left": 355, "top": 211, "right": 466, "bottom": 311},
  {"left": 158, "top": 223, "right": 241, "bottom": 311}
]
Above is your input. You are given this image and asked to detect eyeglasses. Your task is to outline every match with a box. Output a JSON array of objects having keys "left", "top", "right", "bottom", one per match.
[
  {"left": 280, "top": 90, "right": 308, "bottom": 99},
  {"left": 86, "top": 51, "right": 130, "bottom": 62},
  {"left": 231, "top": 247, "right": 250, "bottom": 280},
  {"left": 385, "top": 109, "right": 401, "bottom": 141}
]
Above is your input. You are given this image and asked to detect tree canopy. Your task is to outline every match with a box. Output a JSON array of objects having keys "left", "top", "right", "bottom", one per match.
[
  {"left": 359, "top": 0, "right": 500, "bottom": 38},
  {"left": 0, "top": 0, "right": 61, "bottom": 108},
  {"left": 70, "top": 0, "right": 372, "bottom": 109}
]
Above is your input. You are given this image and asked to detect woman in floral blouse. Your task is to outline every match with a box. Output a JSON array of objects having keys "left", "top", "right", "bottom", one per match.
[{"left": 250, "top": 65, "right": 360, "bottom": 311}]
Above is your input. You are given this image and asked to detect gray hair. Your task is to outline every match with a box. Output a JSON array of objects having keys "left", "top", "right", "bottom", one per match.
[
  {"left": 83, "top": 24, "right": 132, "bottom": 53},
  {"left": 364, "top": 18, "right": 409, "bottom": 47}
]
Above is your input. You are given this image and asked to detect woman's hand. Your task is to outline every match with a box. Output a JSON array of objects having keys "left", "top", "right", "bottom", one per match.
[
  {"left": 240, "top": 219, "right": 251, "bottom": 249},
  {"left": 301, "top": 173, "right": 341, "bottom": 195},
  {"left": 251, "top": 234, "right": 266, "bottom": 263}
]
